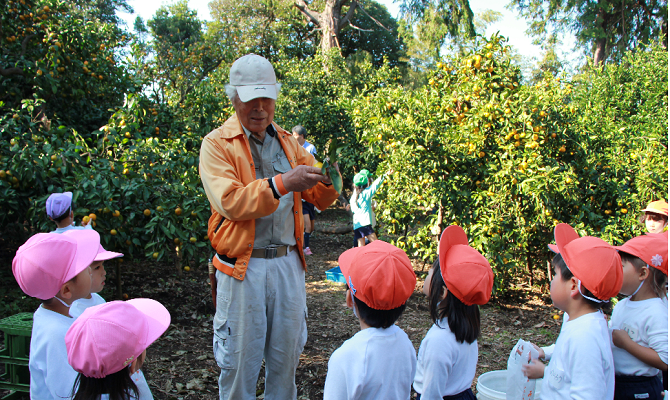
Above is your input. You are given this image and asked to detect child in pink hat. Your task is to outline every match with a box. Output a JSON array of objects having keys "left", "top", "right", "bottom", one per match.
[
  {"left": 65, "top": 299, "right": 170, "bottom": 400},
  {"left": 523, "top": 223, "right": 623, "bottom": 399},
  {"left": 413, "top": 225, "right": 493, "bottom": 400},
  {"left": 69, "top": 244, "right": 123, "bottom": 319},
  {"left": 12, "top": 229, "right": 99, "bottom": 400},
  {"left": 610, "top": 233, "right": 668, "bottom": 399}
]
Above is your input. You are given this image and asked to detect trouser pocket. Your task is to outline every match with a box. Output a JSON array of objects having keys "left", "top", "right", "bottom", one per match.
[{"left": 213, "top": 328, "right": 235, "bottom": 370}]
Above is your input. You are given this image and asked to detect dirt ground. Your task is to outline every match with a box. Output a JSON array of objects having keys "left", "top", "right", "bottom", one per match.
[{"left": 0, "top": 206, "right": 562, "bottom": 399}]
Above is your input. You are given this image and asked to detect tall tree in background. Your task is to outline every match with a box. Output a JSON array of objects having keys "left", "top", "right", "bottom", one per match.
[
  {"left": 339, "top": 1, "right": 406, "bottom": 66},
  {"left": 209, "top": 0, "right": 315, "bottom": 60},
  {"left": 146, "top": 1, "right": 229, "bottom": 105},
  {"left": 294, "top": 0, "right": 361, "bottom": 53},
  {"left": 509, "top": 0, "right": 668, "bottom": 65},
  {"left": 397, "top": 0, "right": 476, "bottom": 39}
]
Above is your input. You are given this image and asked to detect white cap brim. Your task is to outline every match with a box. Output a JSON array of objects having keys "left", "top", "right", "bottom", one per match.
[{"left": 236, "top": 84, "right": 278, "bottom": 103}]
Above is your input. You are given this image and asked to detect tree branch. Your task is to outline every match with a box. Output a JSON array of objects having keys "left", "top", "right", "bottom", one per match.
[
  {"left": 20, "top": 34, "right": 36, "bottom": 57},
  {"left": 294, "top": 0, "right": 321, "bottom": 25},
  {"left": 348, "top": 22, "right": 374, "bottom": 32},
  {"left": 356, "top": 3, "right": 392, "bottom": 32},
  {"left": 339, "top": 1, "right": 358, "bottom": 29},
  {"left": 0, "top": 67, "right": 24, "bottom": 76}
]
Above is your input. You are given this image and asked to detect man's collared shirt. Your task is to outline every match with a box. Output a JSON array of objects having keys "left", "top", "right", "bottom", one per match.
[{"left": 243, "top": 124, "right": 296, "bottom": 248}]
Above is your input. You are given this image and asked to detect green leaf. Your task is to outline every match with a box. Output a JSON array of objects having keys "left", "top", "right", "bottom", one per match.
[{"left": 329, "top": 165, "right": 342, "bottom": 194}]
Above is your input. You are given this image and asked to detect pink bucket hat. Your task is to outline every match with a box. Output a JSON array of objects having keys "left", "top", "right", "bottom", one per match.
[
  {"left": 46, "top": 192, "right": 73, "bottom": 219},
  {"left": 66, "top": 299, "right": 171, "bottom": 378},
  {"left": 12, "top": 230, "right": 100, "bottom": 300},
  {"left": 94, "top": 244, "right": 123, "bottom": 262}
]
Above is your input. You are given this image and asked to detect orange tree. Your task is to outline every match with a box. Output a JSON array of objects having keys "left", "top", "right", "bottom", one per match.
[{"left": 350, "top": 34, "right": 668, "bottom": 293}]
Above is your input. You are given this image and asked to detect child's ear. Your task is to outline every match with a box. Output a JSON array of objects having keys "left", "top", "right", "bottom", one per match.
[
  {"left": 345, "top": 289, "right": 353, "bottom": 308},
  {"left": 569, "top": 277, "right": 580, "bottom": 298},
  {"left": 640, "top": 266, "right": 650, "bottom": 280},
  {"left": 440, "top": 286, "right": 448, "bottom": 301},
  {"left": 59, "top": 282, "right": 73, "bottom": 300}
]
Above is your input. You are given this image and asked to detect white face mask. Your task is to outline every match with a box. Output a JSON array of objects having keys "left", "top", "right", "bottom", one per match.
[
  {"left": 54, "top": 296, "right": 71, "bottom": 308},
  {"left": 348, "top": 276, "right": 358, "bottom": 318}
]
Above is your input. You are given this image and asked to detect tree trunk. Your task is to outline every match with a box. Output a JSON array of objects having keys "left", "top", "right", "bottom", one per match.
[
  {"left": 295, "top": 0, "right": 358, "bottom": 54},
  {"left": 320, "top": 0, "right": 340, "bottom": 53},
  {"left": 593, "top": 37, "right": 607, "bottom": 65}
]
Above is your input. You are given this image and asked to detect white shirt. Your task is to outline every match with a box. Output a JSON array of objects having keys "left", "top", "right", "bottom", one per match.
[
  {"left": 610, "top": 297, "right": 668, "bottom": 376},
  {"left": 413, "top": 319, "right": 478, "bottom": 399},
  {"left": 69, "top": 293, "right": 106, "bottom": 318},
  {"left": 52, "top": 223, "right": 94, "bottom": 234},
  {"left": 540, "top": 311, "right": 614, "bottom": 400},
  {"left": 324, "top": 325, "right": 416, "bottom": 400},
  {"left": 29, "top": 306, "right": 78, "bottom": 400},
  {"left": 302, "top": 141, "right": 317, "bottom": 157}
]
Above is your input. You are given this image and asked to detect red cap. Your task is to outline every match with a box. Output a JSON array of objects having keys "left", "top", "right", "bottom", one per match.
[
  {"left": 338, "top": 240, "right": 416, "bottom": 310},
  {"left": 554, "top": 223, "right": 623, "bottom": 300},
  {"left": 615, "top": 233, "right": 668, "bottom": 275},
  {"left": 438, "top": 225, "right": 493, "bottom": 306}
]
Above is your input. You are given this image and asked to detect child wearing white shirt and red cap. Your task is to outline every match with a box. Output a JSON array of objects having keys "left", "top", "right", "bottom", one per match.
[
  {"left": 524, "top": 223, "right": 623, "bottom": 399},
  {"left": 12, "top": 229, "right": 99, "bottom": 400},
  {"left": 413, "top": 225, "right": 494, "bottom": 400},
  {"left": 324, "top": 240, "right": 417, "bottom": 400},
  {"left": 65, "top": 299, "right": 170, "bottom": 400},
  {"left": 610, "top": 233, "right": 668, "bottom": 400}
]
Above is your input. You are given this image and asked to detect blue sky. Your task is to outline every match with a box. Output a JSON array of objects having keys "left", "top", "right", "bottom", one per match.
[{"left": 118, "top": 0, "right": 577, "bottom": 64}]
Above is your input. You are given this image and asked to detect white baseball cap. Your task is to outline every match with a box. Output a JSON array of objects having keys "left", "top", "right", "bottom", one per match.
[{"left": 229, "top": 54, "right": 279, "bottom": 102}]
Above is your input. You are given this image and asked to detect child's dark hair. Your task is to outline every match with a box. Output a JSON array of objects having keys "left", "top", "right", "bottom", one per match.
[
  {"left": 619, "top": 252, "right": 668, "bottom": 299},
  {"left": 639, "top": 211, "right": 668, "bottom": 225},
  {"left": 346, "top": 284, "right": 406, "bottom": 328},
  {"left": 428, "top": 259, "right": 481, "bottom": 344},
  {"left": 53, "top": 207, "right": 71, "bottom": 223},
  {"left": 553, "top": 253, "right": 612, "bottom": 313},
  {"left": 72, "top": 367, "right": 138, "bottom": 400}
]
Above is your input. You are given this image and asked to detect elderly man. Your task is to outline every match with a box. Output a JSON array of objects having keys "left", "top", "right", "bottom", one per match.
[{"left": 199, "top": 54, "right": 340, "bottom": 400}]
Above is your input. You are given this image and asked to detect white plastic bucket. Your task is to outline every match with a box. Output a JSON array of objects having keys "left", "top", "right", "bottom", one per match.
[
  {"left": 476, "top": 370, "right": 542, "bottom": 400},
  {"left": 476, "top": 370, "right": 506, "bottom": 400}
]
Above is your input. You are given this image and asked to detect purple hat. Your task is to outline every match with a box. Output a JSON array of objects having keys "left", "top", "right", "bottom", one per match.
[
  {"left": 46, "top": 192, "right": 73, "bottom": 219},
  {"left": 66, "top": 299, "right": 171, "bottom": 378},
  {"left": 13, "top": 230, "right": 100, "bottom": 300}
]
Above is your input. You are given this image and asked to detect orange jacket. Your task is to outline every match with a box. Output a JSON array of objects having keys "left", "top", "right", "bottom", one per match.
[{"left": 199, "top": 113, "right": 339, "bottom": 280}]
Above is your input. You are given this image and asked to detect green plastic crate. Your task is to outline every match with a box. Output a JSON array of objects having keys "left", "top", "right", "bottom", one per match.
[{"left": 0, "top": 313, "right": 33, "bottom": 397}]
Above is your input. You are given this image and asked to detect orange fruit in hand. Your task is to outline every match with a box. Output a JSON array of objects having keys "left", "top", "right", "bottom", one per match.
[
  {"left": 82, "top": 216, "right": 90, "bottom": 223},
  {"left": 89, "top": 213, "right": 97, "bottom": 221}
]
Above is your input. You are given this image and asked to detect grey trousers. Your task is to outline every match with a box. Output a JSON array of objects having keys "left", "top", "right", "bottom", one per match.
[{"left": 213, "top": 250, "right": 307, "bottom": 400}]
